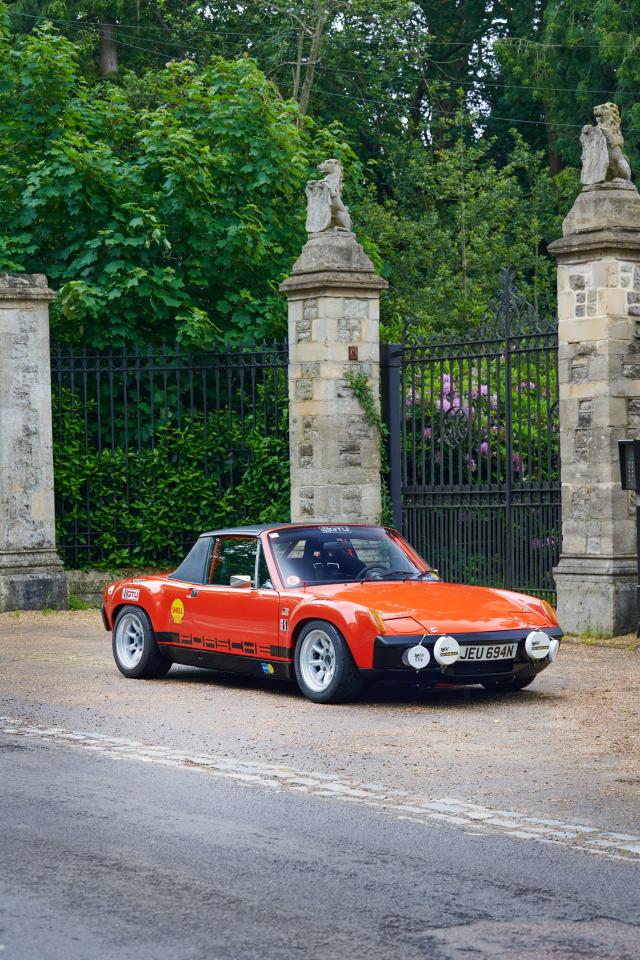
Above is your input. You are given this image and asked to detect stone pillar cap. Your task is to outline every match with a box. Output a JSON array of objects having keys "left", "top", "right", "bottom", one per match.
[
  {"left": 280, "top": 230, "right": 388, "bottom": 294},
  {"left": 557, "top": 179, "right": 640, "bottom": 236},
  {"left": 0, "top": 273, "right": 56, "bottom": 301}
]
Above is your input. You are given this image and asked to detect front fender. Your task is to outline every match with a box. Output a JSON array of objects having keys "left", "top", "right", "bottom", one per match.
[{"left": 288, "top": 598, "right": 378, "bottom": 669}]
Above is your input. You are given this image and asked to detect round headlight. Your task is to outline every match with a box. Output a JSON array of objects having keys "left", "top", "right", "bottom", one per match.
[
  {"left": 525, "top": 630, "right": 551, "bottom": 660},
  {"left": 402, "top": 644, "right": 431, "bottom": 670},
  {"left": 433, "top": 635, "right": 460, "bottom": 666}
]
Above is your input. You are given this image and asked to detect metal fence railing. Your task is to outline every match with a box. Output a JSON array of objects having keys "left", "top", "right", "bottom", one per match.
[
  {"left": 51, "top": 342, "right": 289, "bottom": 568},
  {"left": 381, "top": 268, "right": 561, "bottom": 602}
]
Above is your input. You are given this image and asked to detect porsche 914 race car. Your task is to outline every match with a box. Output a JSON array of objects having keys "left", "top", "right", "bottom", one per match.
[{"left": 102, "top": 523, "right": 562, "bottom": 704}]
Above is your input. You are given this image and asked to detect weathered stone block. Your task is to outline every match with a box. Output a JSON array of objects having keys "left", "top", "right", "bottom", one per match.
[
  {"left": 298, "top": 442, "right": 314, "bottom": 467},
  {"left": 571, "top": 360, "right": 590, "bottom": 382},
  {"left": 577, "top": 399, "right": 592, "bottom": 427},
  {"left": 294, "top": 379, "right": 313, "bottom": 401},
  {"left": 338, "top": 439, "right": 362, "bottom": 467},
  {"left": 296, "top": 317, "right": 312, "bottom": 342},
  {"left": 338, "top": 316, "right": 361, "bottom": 342},
  {"left": 344, "top": 298, "right": 369, "bottom": 319},
  {"left": 303, "top": 298, "right": 318, "bottom": 319}
]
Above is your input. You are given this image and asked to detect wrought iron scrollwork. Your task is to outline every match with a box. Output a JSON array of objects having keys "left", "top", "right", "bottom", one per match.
[{"left": 442, "top": 407, "right": 471, "bottom": 447}]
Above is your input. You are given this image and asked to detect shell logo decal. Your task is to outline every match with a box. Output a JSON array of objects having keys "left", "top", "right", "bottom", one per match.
[{"left": 171, "top": 598, "right": 185, "bottom": 624}]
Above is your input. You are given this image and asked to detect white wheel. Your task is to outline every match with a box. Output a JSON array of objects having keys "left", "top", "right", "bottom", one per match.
[
  {"left": 112, "top": 605, "right": 171, "bottom": 679},
  {"left": 298, "top": 628, "right": 337, "bottom": 693},
  {"left": 114, "top": 612, "right": 145, "bottom": 669},
  {"left": 294, "top": 620, "right": 363, "bottom": 704}
]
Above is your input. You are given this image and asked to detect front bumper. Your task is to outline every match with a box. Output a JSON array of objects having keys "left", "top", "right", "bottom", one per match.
[{"left": 370, "top": 627, "right": 563, "bottom": 685}]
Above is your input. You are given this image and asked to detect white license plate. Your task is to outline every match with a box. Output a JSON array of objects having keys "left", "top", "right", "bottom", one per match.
[{"left": 458, "top": 642, "right": 517, "bottom": 662}]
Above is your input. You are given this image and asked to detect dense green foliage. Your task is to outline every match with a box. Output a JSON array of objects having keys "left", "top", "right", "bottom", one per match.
[
  {"left": 1, "top": 1, "right": 625, "bottom": 571},
  {"left": 1, "top": 0, "right": 616, "bottom": 343},
  {"left": 53, "top": 386, "right": 290, "bottom": 567},
  {"left": 0, "top": 11, "right": 355, "bottom": 345}
]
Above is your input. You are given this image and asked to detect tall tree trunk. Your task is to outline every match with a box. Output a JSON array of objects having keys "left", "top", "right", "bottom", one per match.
[
  {"left": 99, "top": 20, "right": 118, "bottom": 78},
  {"left": 544, "top": 108, "right": 565, "bottom": 175},
  {"left": 299, "top": 4, "right": 327, "bottom": 117},
  {"left": 292, "top": 19, "right": 307, "bottom": 102}
]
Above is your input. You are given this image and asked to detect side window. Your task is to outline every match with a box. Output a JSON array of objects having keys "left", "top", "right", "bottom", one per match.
[
  {"left": 169, "top": 536, "right": 213, "bottom": 584},
  {"left": 208, "top": 536, "right": 258, "bottom": 587},
  {"left": 257, "top": 544, "right": 274, "bottom": 590}
]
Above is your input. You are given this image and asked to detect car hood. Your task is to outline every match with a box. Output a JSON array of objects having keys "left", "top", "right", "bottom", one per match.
[{"left": 306, "top": 580, "right": 557, "bottom": 634}]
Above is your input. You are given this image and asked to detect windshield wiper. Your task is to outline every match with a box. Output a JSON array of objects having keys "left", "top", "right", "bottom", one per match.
[{"left": 361, "top": 569, "right": 416, "bottom": 581}]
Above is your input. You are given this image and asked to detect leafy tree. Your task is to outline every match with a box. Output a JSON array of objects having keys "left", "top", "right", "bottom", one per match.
[
  {"left": 353, "top": 113, "right": 578, "bottom": 340},
  {"left": 494, "top": 0, "right": 640, "bottom": 173},
  {"left": 0, "top": 17, "right": 357, "bottom": 345}
]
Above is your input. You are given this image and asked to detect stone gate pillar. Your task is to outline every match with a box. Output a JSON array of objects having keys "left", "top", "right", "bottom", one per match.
[
  {"left": 0, "top": 274, "right": 68, "bottom": 611},
  {"left": 280, "top": 160, "right": 387, "bottom": 523},
  {"left": 549, "top": 104, "right": 640, "bottom": 634}
]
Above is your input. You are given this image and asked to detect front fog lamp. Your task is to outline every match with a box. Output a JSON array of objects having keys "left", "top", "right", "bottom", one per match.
[
  {"left": 525, "top": 630, "right": 551, "bottom": 661},
  {"left": 433, "top": 635, "right": 460, "bottom": 666},
  {"left": 402, "top": 644, "right": 430, "bottom": 670}
]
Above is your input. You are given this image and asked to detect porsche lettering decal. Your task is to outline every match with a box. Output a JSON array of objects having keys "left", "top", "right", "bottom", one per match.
[
  {"left": 156, "top": 631, "right": 292, "bottom": 661},
  {"left": 170, "top": 598, "right": 185, "bottom": 624}
]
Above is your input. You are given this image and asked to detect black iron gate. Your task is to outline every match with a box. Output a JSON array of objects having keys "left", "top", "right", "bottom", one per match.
[{"left": 381, "top": 268, "right": 561, "bottom": 601}]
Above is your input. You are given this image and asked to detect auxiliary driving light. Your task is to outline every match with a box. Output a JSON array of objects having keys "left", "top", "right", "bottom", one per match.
[
  {"left": 402, "top": 644, "right": 431, "bottom": 670},
  {"left": 433, "top": 635, "right": 460, "bottom": 666},
  {"left": 525, "top": 630, "right": 552, "bottom": 661},
  {"left": 547, "top": 637, "right": 560, "bottom": 662}
]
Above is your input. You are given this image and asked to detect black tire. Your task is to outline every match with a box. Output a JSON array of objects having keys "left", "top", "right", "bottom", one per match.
[
  {"left": 482, "top": 673, "right": 536, "bottom": 693},
  {"left": 294, "top": 620, "right": 364, "bottom": 704},
  {"left": 112, "top": 605, "right": 171, "bottom": 679}
]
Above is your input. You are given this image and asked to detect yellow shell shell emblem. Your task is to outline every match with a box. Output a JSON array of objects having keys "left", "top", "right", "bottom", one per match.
[{"left": 170, "top": 598, "right": 185, "bottom": 624}]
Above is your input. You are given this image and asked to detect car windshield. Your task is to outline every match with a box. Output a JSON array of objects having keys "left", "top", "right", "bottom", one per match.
[{"left": 269, "top": 525, "right": 430, "bottom": 586}]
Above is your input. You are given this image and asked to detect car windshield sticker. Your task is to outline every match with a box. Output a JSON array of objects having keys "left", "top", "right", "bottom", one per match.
[
  {"left": 319, "top": 526, "right": 351, "bottom": 534},
  {"left": 122, "top": 587, "right": 139, "bottom": 601},
  {"left": 269, "top": 532, "right": 280, "bottom": 538},
  {"left": 286, "top": 575, "right": 300, "bottom": 586},
  {"left": 171, "top": 598, "right": 185, "bottom": 624}
]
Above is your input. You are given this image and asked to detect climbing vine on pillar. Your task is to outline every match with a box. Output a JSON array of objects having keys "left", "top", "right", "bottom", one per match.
[{"left": 345, "top": 369, "right": 393, "bottom": 526}]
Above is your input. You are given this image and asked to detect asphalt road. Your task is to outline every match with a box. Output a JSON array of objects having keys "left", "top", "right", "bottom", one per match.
[
  {"left": 1, "top": 610, "right": 640, "bottom": 959},
  {"left": 1, "top": 611, "right": 639, "bottom": 830},
  {"left": 2, "top": 735, "right": 639, "bottom": 960}
]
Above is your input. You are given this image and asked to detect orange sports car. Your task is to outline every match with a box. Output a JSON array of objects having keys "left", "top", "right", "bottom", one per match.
[{"left": 102, "top": 523, "right": 562, "bottom": 703}]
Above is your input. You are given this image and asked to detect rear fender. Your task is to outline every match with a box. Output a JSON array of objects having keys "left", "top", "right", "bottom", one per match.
[{"left": 104, "top": 581, "right": 164, "bottom": 632}]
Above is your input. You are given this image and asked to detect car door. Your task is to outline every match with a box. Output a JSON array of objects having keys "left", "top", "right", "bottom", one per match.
[{"left": 188, "top": 535, "right": 281, "bottom": 664}]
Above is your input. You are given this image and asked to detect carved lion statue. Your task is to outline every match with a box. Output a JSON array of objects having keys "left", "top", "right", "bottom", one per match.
[
  {"left": 581, "top": 102, "right": 631, "bottom": 185},
  {"left": 305, "top": 158, "right": 352, "bottom": 234}
]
